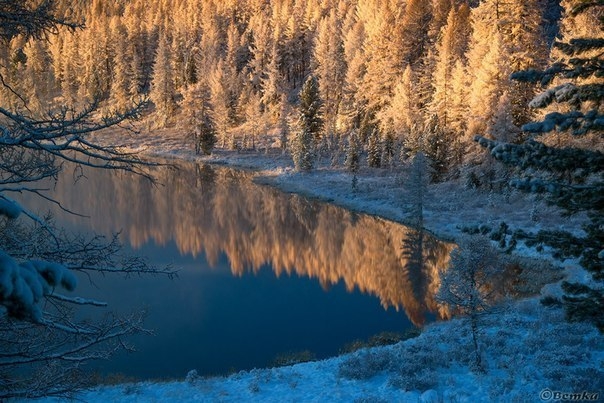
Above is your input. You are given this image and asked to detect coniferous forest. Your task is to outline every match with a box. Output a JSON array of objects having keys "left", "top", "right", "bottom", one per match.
[
  {"left": 3, "top": 0, "right": 597, "bottom": 172},
  {"left": 0, "top": 0, "right": 602, "bottom": 399}
]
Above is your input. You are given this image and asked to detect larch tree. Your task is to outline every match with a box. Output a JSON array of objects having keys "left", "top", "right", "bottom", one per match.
[
  {"left": 22, "top": 39, "right": 55, "bottom": 112},
  {"left": 209, "top": 59, "right": 238, "bottom": 149},
  {"left": 339, "top": 12, "right": 366, "bottom": 132},
  {"left": 58, "top": 31, "right": 80, "bottom": 106},
  {"left": 0, "top": 1, "right": 172, "bottom": 399},
  {"left": 379, "top": 65, "right": 422, "bottom": 157},
  {"left": 465, "top": 1, "right": 510, "bottom": 141},
  {"left": 359, "top": 2, "right": 400, "bottom": 118},
  {"left": 150, "top": 33, "right": 176, "bottom": 126},
  {"left": 181, "top": 81, "right": 217, "bottom": 155},
  {"left": 397, "top": 0, "right": 432, "bottom": 69},
  {"left": 313, "top": 9, "right": 346, "bottom": 137},
  {"left": 261, "top": 41, "right": 285, "bottom": 121},
  {"left": 428, "top": 3, "right": 471, "bottom": 134},
  {"left": 243, "top": 90, "right": 264, "bottom": 150},
  {"left": 109, "top": 18, "right": 134, "bottom": 111}
]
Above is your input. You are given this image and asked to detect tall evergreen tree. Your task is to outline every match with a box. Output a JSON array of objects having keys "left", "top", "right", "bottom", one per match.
[
  {"left": 366, "top": 127, "right": 381, "bottom": 168},
  {"left": 292, "top": 75, "right": 324, "bottom": 171},
  {"left": 476, "top": 1, "right": 603, "bottom": 331},
  {"left": 298, "top": 75, "right": 324, "bottom": 141}
]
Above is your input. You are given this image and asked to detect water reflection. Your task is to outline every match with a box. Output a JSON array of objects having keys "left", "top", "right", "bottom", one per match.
[{"left": 29, "top": 161, "right": 453, "bottom": 326}]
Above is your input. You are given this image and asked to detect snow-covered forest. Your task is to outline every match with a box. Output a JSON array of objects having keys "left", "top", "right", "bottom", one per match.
[
  {"left": 0, "top": 0, "right": 587, "bottom": 165},
  {"left": 0, "top": 0, "right": 602, "bottom": 400}
]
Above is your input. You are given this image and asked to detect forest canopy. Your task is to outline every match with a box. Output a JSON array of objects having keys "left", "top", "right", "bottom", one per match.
[{"left": 3, "top": 0, "right": 593, "bottom": 172}]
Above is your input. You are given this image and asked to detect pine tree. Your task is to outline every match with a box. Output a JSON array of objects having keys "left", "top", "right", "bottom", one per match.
[
  {"left": 475, "top": 1, "right": 603, "bottom": 331},
  {"left": 405, "top": 151, "right": 431, "bottom": 229},
  {"left": 291, "top": 125, "right": 315, "bottom": 172},
  {"left": 292, "top": 75, "right": 323, "bottom": 171},
  {"left": 298, "top": 75, "right": 324, "bottom": 141},
  {"left": 367, "top": 127, "right": 381, "bottom": 168},
  {"left": 345, "top": 129, "right": 361, "bottom": 174}
]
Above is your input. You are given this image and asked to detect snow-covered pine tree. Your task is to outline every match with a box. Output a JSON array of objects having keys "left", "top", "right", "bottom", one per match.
[
  {"left": 367, "top": 127, "right": 381, "bottom": 168},
  {"left": 292, "top": 75, "right": 323, "bottom": 171},
  {"left": 298, "top": 75, "right": 324, "bottom": 141},
  {"left": 291, "top": 126, "right": 315, "bottom": 172},
  {"left": 475, "top": 1, "right": 603, "bottom": 331},
  {"left": 345, "top": 129, "right": 361, "bottom": 174},
  {"left": 181, "top": 81, "right": 217, "bottom": 155}
]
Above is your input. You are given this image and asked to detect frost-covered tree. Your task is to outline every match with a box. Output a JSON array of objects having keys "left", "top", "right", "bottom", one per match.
[
  {"left": 340, "top": 12, "right": 365, "bottom": 131},
  {"left": 150, "top": 33, "right": 176, "bottom": 126},
  {"left": 345, "top": 129, "right": 361, "bottom": 173},
  {"left": 313, "top": 9, "right": 346, "bottom": 135},
  {"left": 291, "top": 75, "right": 323, "bottom": 171},
  {"left": 109, "top": 18, "right": 133, "bottom": 111},
  {"left": 366, "top": 127, "right": 381, "bottom": 168},
  {"left": 291, "top": 124, "right": 315, "bottom": 172},
  {"left": 181, "top": 81, "right": 217, "bottom": 155},
  {"left": 428, "top": 4, "right": 471, "bottom": 134},
  {"left": 379, "top": 65, "right": 422, "bottom": 151},
  {"left": 437, "top": 236, "right": 502, "bottom": 373},
  {"left": 298, "top": 75, "right": 324, "bottom": 141},
  {"left": 0, "top": 2, "right": 172, "bottom": 398},
  {"left": 404, "top": 151, "right": 431, "bottom": 230},
  {"left": 476, "top": 1, "right": 603, "bottom": 331}
]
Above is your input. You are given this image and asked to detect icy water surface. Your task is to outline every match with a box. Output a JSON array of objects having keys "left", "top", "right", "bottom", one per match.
[{"left": 23, "top": 161, "right": 452, "bottom": 379}]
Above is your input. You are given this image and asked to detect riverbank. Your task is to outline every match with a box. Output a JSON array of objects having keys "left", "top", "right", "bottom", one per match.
[
  {"left": 43, "top": 128, "right": 600, "bottom": 402},
  {"left": 93, "top": 127, "right": 584, "bottom": 244},
  {"left": 36, "top": 295, "right": 602, "bottom": 402}
]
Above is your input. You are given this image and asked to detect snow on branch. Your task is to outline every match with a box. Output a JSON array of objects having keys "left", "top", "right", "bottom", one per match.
[
  {"left": 0, "top": 98, "right": 160, "bottom": 182},
  {"left": 0, "top": 251, "right": 79, "bottom": 322},
  {"left": 46, "top": 293, "right": 107, "bottom": 307},
  {"left": 0, "top": 195, "right": 20, "bottom": 218}
]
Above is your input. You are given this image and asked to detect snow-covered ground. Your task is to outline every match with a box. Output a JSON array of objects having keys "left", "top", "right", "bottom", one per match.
[
  {"left": 36, "top": 298, "right": 602, "bottom": 402},
  {"left": 31, "top": 129, "right": 601, "bottom": 402}
]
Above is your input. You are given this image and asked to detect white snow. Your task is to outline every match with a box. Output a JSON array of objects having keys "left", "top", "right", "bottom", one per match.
[
  {"left": 33, "top": 297, "right": 602, "bottom": 402},
  {"left": 26, "top": 128, "right": 601, "bottom": 402}
]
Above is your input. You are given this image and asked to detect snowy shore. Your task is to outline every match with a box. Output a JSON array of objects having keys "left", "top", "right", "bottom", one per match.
[{"left": 32, "top": 129, "right": 602, "bottom": 402}]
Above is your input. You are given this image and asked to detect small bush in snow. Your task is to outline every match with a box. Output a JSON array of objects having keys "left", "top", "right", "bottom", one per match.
[
  {"left": 338, "top": 350, "right": 392, "bottom": 380},
  {"left": 185, "top": 369, "right": 200, "bottom": 384},
  {"left": 389, "top": 368, "right": 439, "bottom": 392}
]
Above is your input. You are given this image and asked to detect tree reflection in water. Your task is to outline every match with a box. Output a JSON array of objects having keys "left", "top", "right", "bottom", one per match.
[{"left": 27, "top": 161, "right": 454, "bottom": 327}]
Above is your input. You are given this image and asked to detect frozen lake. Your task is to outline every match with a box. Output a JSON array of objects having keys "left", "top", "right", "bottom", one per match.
[{"left": 22, "top": 160, "right": 452, "bottom": 380}]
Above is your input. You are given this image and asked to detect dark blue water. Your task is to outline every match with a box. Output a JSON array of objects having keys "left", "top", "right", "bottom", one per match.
[{"left": 25, "top": 161, "right": 452, "bottom": 380}]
